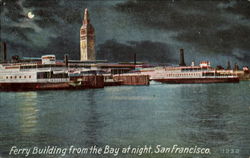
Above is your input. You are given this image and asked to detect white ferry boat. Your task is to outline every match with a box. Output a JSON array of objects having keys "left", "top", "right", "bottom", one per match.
[
  {"left": 134, "top": 61, "right": 239, "bottom": 84},
  {"left": 0, "top": 55, "right": 103, "bottom": 91}
]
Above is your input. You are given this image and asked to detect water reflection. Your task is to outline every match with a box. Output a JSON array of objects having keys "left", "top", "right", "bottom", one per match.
[
  {"left": 0, "top": 92, "right": 40, "bottom": 156},
  {"left": 177, "top": 85, "right": 228, "bottom": 147},
  {"left": 84, "top": 90, "right": 104, "bottom": 147},
  {"left": 17, "top": 92, "right": 39, "bottom": 135}
]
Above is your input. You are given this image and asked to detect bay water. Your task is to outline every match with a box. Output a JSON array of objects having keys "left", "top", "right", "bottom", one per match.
[{"left": 0, "top": 82, "right": 249, "bottom": 158}]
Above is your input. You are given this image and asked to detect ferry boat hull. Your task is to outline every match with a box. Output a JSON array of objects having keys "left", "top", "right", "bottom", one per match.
[
  {"left": 0, "top": 82, "right": 103, "bottom": 91},
  {"left": 153, "top": 77, "right": 239, "bottom": 84}
]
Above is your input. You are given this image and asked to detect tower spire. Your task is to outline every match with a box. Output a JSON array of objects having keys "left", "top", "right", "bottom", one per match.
[{"left": 83, "top": 8, "right": 89, "bottom": 25}]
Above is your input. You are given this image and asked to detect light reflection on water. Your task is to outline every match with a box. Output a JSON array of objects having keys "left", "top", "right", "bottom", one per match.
[
  {"left": 0, "top": 82, "right": 249, "bottom": 158},
  {"left": 18, "top": 92, "right": 38, "bottom": 135}
]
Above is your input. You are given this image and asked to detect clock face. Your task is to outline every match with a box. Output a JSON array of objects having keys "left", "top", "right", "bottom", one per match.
[
  {"left": 80, "top": 36, "right": 86, "bottom": 40},
  {"left": 81, "top": 29, "right": 86, "bottom": 34}
]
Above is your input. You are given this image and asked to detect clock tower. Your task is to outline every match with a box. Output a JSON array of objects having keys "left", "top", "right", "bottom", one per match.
[{"left": 80, "top": 8, "right": 96, "bottom": 61}]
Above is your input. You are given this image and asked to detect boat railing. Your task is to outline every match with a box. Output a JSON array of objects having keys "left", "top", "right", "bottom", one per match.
[{"left": 37, "top": 78, "right": 69, "bottom": 83}]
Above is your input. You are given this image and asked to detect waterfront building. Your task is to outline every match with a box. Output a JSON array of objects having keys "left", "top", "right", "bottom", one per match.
[{"left": 80, "top": 8, "right": 96, "bottom": 61}]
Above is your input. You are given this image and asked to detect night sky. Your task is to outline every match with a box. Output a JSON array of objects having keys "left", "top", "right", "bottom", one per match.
[{"left": 0, "top": 0, "right": 250, "bottom": 67}]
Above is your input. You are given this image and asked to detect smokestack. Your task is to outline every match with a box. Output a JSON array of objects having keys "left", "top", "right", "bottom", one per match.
[
  {"left": 227, "top": 61, "right": 231, "bottom": 70},
  {"left": 0, "top": 42, "right": 7, "bottom": 63},
  {"left": 64, "top": 54, "right": 69, "bottom": 67},
  {"left": 179, "top": 48, "right": 186, "bottom": 66},
  {"left": 134, "top": 53, "right": 137, "bottom": 65},
  {"left": 234, "top": 63, "right": 239, "bottom": 71}
]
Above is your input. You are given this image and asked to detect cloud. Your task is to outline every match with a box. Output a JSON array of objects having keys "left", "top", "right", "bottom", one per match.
[
  {"left": 0, "top": 0, "right": 249, "bottom": 66},
  {"left": 115, "top": 0, "right": 226, "bottom": 30},
  {"left": 4, "top": 36, "right": 79, "bottom": 61},
  {"left": 114, "top": 0, "right": 250, "bottom": 64},
  {"left": 175, "top": 25, "right": 250, "bottom": 53},
  {"left": 223, "top": 1, "right": 250, "bottom": 19},
  {"left": 1, "top": 0, "right": 81, "bottom": 57},
  {"left": 231, "top": 49, "right": 250, "bottom": 63},
  {"left": 97, "top": 39, "right": 175, "bottom": 63},
  {"left": 0, "top": 0, "right": 24, "bottom": 22},
  {"left": 23, "top": 0, "right": 83, "bottom": 28}
]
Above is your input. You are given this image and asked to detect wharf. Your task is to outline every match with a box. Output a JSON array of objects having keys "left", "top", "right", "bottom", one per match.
[{"left": 113, "top": 74, "right": 150, "bottom": 86}]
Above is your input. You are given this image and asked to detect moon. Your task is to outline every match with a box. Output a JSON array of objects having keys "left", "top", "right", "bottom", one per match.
[{"left": 27, "top": 12, "right": 35, "bottom": 19}]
